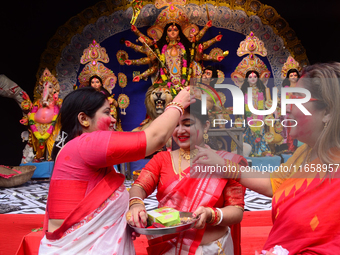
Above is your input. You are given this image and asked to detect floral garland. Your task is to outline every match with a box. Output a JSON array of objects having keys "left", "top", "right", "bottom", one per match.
[
  {"left": 245, "top": 89, "right": 264, "bottom": 137},
  {"left": 154, "top": 41, "right": 194, "bottom": 97},
  {"left": 28, "top": 104, "right": 59, "bottom": 146}
]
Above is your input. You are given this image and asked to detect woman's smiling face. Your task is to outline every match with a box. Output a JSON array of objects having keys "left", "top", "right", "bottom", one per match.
[{"left": 172, "top": 111, "right": 206, "bottom": 150}]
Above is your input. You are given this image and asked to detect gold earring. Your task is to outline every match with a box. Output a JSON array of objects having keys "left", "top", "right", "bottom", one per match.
[
  {"left": 203, "top": 132, "right": 209, "bottom": 143},
  {"left": 324, "top": 122, "right": 328, "bottom": 129},
  {"left": 166, "top": 36, "right": 169, "bottom": 43},
  {"left": 82, "top": 120, "right": 89, "bottom": 127},
  {"left": 176, "top": 36, "right": 180, "bottom": 42}
]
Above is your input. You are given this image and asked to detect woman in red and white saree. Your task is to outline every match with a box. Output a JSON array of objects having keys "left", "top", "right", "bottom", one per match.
[
  {"left": 39, "top": 86, "right": 193, "bottom": 255},
  {"left": 128, "top": 100, "right": 247, "bottom": 255}
]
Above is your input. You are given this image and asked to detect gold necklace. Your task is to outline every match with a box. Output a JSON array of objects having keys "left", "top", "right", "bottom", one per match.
[
  {"left": 178, "top": 148, "right": 198, "bottom": 180},
  {"left": 169, "top": 40, "right": 178, "bottom": 47},
  {"left": 179, "top": 148, "right": 198, "bottom": 161}
]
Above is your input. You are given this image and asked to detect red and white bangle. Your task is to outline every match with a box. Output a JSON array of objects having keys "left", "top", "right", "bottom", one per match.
[
  {"left": 216, "top": 208, "right": 223, "bottom": 225},
  {"left": 129, "top": 196, "right": 143, "bottom": 202},
  {"left": 165, "top": 105, "right": 183, "bottom": 116}
]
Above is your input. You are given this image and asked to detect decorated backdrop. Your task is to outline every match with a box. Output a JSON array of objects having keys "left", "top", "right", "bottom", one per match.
[{"left": 35, "top": 1, "right": 309, "bottom": 132}]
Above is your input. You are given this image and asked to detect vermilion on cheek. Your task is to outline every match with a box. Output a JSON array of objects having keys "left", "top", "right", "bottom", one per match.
[
  {"left": 294, "top": 114, "right": 313, "bottom": 137},
  {"left": 97, "top": 117, "right": 111, "bottom": 130}
]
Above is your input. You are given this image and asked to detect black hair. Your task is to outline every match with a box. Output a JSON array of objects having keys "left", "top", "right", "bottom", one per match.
[
  {"left": 241, "top": 70, "right": 267, "bottom": 100},
  {"left": 184, "top": 99, "right": 209, "bottom": 126},
  {"left": 99, "top": 86, "right": 111, "bottom": 97},
  {"left": 51, "top": 87, "right": 107, "bottom": 160},
  {"left": 282, "top": 69, "right": 300, "bottom": 87},
  {"left": 203, "top": 65, "right": 218, "bottom": 86}
]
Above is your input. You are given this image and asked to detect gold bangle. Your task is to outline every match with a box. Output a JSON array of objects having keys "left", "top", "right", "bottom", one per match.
[
  {"left": 129, "top": 199, "right": 145, "bottom": 208},
  {"left": 224, "top": 159, "right": 240, "bottom": 180},
  {"left": 234, "top": 205, "right": 245, "bottom": 212},
  {"left": 212, "top": 208, "right": 221, "bottom": 226},
  {"left": 206, "top": 207, "right": 215, "bottom": 224},
  {"left": 233, "top": 162, "right": 241, "bottom": 180}
]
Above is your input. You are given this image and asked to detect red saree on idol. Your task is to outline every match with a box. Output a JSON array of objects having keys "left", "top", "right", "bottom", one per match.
[
  {"left": 265, "top": 144, "right": 340, "bottom": 254},
  {"left": 134, "top": 150, "right": 247, "bottom": 255}
]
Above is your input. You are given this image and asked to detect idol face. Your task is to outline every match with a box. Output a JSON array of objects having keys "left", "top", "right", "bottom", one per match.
[
  {"left": 248, "top": 72, "right": 258, "bottom": 86},
  {"left": 289, "top": 72, "right": 299, "bottom": 83},
  {"left": 167, "top": 25, "right": 179, "bottom": 41},
  {"left": 91, "top": 78, "right": 102, "bottom": 91}
]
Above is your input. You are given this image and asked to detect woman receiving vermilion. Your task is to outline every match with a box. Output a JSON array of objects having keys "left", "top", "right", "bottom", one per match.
[{"left": 128, "top": 100, "right": 247, "bottom": 255}]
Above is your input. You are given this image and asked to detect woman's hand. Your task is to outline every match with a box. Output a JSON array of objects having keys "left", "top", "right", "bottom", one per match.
[
  {"left": 126, "top": 204, "right": 148, "bottom": 228},
  {"left": 172, "top": 86, "right": 196, "bottom": 110},
  {"left": 193, "top": 144, "right": 225, "bottom": 166},
  {"left": 192, "top": 206, "right": 211, "bottom": 229}
]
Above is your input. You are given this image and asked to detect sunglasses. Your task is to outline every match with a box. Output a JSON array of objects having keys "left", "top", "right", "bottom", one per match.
[{"left": 290, "top": 94, "right": 318, "bottom": 101}]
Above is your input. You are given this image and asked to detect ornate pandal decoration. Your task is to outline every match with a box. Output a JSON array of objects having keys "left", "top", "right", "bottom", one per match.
[
  {"left": 78, "top": 40, "right": 117, "bottom": 89},
  {"left": 118, "top": 94, "right": 130, "bottom": 115},
  {"left": 237, "top": 31, "right": 267, "bottom": 57},
  {"left": 80, "top": 40, "right": 109, "bottom": 65},
  {"left": 231, "top": 31, "right": 271, "bottom": 88},
  {"left": 118, "top": 73, "right": 127, "bottom": 88},
  {"left": 155, "top": 0, "right": 186, "bottom": 9}
]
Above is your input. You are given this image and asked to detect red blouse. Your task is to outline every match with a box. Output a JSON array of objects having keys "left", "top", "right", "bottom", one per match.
[{"left": 48, "top": 131, "right": 146, "bottom": 219}]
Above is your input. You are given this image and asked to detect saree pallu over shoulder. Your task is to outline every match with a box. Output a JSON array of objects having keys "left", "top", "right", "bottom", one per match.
[
  {"left": 265, "top": 148, "right": 340, "bottom": 254},
  {"left": 148, "top": 151, "right": 247, "bottom": 255},
  {"left": 156, "top": 151, "right": 246, "bottom": 212},
  {"left": 39, "top": 183, "right": 135, "bottom": 255}
]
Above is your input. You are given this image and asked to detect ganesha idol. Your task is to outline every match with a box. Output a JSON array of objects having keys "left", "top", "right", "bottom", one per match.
[{"left": 20, "top": 68, "right": 62, "bottom": 161}]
